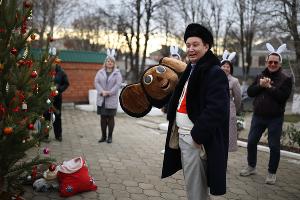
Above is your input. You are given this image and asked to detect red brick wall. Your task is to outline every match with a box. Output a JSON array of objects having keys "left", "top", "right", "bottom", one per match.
[{"left": 60, "top": 62, "right": 103, "bottom": 103}]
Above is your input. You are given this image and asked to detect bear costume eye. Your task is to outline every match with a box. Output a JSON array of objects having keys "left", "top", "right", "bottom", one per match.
[
  {"left": 156, "top": 66, "right": 166, "bottom": 74},
  {"left": 144, "top": 75, "right": 153, "bottom": 85}
]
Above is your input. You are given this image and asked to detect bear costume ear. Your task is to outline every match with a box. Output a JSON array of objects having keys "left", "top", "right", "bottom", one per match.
[
  {"left": 159, "top": 57, "right": 186, "bottom": 73},
  {"left": 119, "top": 83, "right": 152, "bottom": 118}
]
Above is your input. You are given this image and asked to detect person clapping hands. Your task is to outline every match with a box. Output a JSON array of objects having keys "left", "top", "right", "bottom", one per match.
[{"left": 259, "top": 77, "right": 272, "bottom": 88}]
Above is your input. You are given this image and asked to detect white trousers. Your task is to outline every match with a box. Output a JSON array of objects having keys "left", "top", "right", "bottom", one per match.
[{"left": 179, "top": 134, "right": 208, "bottom": 200}]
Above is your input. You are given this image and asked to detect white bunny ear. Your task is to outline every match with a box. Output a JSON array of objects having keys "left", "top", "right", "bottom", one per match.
[
  {"left": 276, "top": 44, "right": 286, "bottom": 54},
  {"left": 266, "top": 43, "right": 275, "bottom": 53},
  {"left": 228, "top": 52, "right": 236, "bottom": 61},
  {"left": 174, "top": 46, "right": 179, "bottom": 53},
  {"left": 107, "top": 49, "right": 111, "bottom": 56},
  {"left": 111, "top": 49, "right": 116, "bottom": 57},
  {"left": 222, "top": 50, "right": 229, "bottom": 60},
  {"left": 170, "top": 46, "right": 174, "bottom": 54}
]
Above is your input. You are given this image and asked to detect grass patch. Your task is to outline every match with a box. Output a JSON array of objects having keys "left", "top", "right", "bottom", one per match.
[{"left": 284, "top": 114, "right": 300, "bottom": 123}]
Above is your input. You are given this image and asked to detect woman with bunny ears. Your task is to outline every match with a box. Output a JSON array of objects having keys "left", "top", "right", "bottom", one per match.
[
  {"left": 94, "top": 49, "right": 122, "bottom": 143},
  {"left": 161, "top": 46, "right": 182, "bottom": 115},
  {"left": 240, "top": 43, "right": 292, "bottom": 185},
  {"left": 169, "top": 45, "right": 181, "bottom": 60},
  {"left": 220, "top": 50, "right": 241, "bottom": 152}
]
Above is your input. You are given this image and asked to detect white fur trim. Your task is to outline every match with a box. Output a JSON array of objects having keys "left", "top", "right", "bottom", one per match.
[{"left": 58, "top": 157, "right": 84, "bottom": 174}]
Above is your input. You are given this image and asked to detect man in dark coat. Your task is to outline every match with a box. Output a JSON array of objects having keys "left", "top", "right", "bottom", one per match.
[
  {"left": 45, "top": 64, "right": 69, "bottom": 141},
  {"left": 240, "top": 44, "right": 292, "bottom": 185},
  {"left": 161, "top": 23, "right": 230, "bottom": 199}
]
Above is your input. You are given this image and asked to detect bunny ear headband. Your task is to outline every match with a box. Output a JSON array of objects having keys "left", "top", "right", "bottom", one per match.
[
  {"left": 170, "top": 45, "right": 181, "bottom": 59},
  {"left": 221, "top": 50, "right": 236, "bottom": 63},
  {"left": 106, "top": 48, "right": 116, "bottom": 60},
  {"left": 266, "top": 43, "right": 286, "bottom": 63}
]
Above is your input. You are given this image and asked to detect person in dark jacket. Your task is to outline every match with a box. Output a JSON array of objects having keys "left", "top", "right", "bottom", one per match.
[
  {"left": 161, "top": 23, "right": 230, "bottom": 199},
  {"left": 240, "top": 43, "right": 292, "bottom": 185},
  {"left": 45, "top": 64, "right": 69, "bottom": 141}
]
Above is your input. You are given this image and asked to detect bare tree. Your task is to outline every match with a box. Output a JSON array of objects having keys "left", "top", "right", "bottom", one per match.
[
  {"left": 173, "top": 0, "right": 207, "bottom": 26},
  {"left": 113, "top": 0, "right": 141, "bottom": 82},
  {"left": 156, "top": 6, "right": 174, "bottom": 45},
  {"left": 232, "top": 0, "right": 264, "bottom": 80},
  {"left": 135, "top": 0, "right": 142, "bottom": 80},
  {"left": 207, "top": 0, "right": 223, "bottom": 55},
  {"left": 222, "top": 16, "right": 235, "bottom": 52},
  {"left": 140, "top": 0, "right": 167, "bottom": 73},
  {"left": 32, "top": 0, "right": 78, "bottom": 48},
  {"left": 116, "top": 12, "right": 136, "bottom": 80}
]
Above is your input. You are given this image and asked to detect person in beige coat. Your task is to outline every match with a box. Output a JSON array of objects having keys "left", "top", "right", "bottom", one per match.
[{"left": 220, "top": 50, "right": 241, "bottom": 152}]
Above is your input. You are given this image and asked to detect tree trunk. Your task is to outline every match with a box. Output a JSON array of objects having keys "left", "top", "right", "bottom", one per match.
[
  {"left": 0, "top": 176, "right": 4, "bottom": 191},
  {"left": 291, "top": 61, "right": 300, "bottom": 113},
  {"left": 134, "top": 0, "right": 141, "bottom": 81}
]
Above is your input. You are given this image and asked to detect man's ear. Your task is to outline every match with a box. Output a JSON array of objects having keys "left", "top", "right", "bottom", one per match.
[
  {"left": 159, "top": 57, "right": 186, "bottom": 73},
  {"left": 119, "top": 83, "right": 152, "bottom": 118}
]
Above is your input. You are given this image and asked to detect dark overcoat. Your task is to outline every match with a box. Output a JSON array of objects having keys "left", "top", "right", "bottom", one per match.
[{"left": 161, "top": 50, "right": 230, "bottom": 195}]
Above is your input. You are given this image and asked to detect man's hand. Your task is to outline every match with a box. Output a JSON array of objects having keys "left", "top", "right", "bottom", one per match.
[{"left": 259, "top": 77, "right": 272, "bottom": 88}]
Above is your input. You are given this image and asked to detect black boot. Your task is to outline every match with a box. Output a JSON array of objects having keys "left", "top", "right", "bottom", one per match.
[
  {"left": 99, "top": 118, "right": 107, "bottom": 143},
  {"left": 98, "top": 137, "right": 106, "bottom": 143},
  {"left": 107, "top": 133, "right": 112, "bottom": 143},
  {"left": 98, "top": 132, "right": 106, "bottom": 143}
]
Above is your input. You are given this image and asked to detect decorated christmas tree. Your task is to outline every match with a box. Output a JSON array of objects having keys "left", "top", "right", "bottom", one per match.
[{"left": 0, "top": 0, "right": 57, "bottom": 198}]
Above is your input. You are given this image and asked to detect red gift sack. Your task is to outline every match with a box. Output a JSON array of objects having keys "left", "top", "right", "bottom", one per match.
[{"left": 57, "top": 157, "right": 97, "bottom": 197}]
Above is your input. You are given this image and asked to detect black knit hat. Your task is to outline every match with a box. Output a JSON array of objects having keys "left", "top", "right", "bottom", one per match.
[{"left": 184, "top": 23, "right": 214, "bottom": 49}]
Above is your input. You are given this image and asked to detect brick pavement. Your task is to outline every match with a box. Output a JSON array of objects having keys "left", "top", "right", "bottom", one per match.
[{"left": 23, "top": 109, "right": 300, "bottom": 200}]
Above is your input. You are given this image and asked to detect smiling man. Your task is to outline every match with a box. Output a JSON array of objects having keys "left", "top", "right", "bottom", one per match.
[
  {"left": 161, "top": 23, "right": 230, "bottom": 200},
  {"left": 240, "top": 44, "right": 292, "bottom": 185}
]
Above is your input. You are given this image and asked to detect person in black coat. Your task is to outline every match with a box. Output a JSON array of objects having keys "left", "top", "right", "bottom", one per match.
[
  {"left": 240, "top": 43, "right": 292, "bottom": 185},
  {"left": 161, "top": 23, "right": 230, "bottom": 199},
  {"left": 45, "top": 64, "right": 69, "bottom": 141}
]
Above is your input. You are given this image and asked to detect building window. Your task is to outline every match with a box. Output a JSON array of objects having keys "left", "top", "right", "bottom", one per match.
[{"left": 258, "top": 56, "right": 266, "bottom": 67}]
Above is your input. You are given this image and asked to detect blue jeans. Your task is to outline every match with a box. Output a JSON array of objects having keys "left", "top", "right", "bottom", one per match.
[{"left": 247, "top": 115, "right": 283, "bottom": 174}]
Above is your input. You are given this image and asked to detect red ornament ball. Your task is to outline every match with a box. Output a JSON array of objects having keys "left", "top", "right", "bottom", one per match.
[
  {"left": 43, "top": 147, "right": 50, "bottom": 154},
  {"left": 28, "top": 123, "right": 34, "bottom": 130},
  {"left": 10, "top": 48, "right": 18, "bottom": 55},
  {"left": 31, "top": 70, "right": 37, "bottom": 78},
  {"left": 49, "top": 164, "right": 57, "bottom": 172},
  {"left": 50, "top": 90, "right": 58, "bottom": 97}
]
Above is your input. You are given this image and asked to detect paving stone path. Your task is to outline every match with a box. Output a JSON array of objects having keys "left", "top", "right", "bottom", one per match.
[{"left": 23, "top": 109, "right": 300, "bottom": 200}]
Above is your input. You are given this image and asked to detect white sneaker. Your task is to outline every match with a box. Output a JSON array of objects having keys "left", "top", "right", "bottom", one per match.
[
  {"left": 265, "top": 173, "right": 276, "bottom": 185},
  {"left": 240, "top": 166, "right": 256, "bottom": 176}
]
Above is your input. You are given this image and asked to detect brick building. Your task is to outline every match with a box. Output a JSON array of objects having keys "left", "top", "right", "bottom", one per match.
[{"left": 33, "top": 49, "right": 106, "bottom": 103}]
